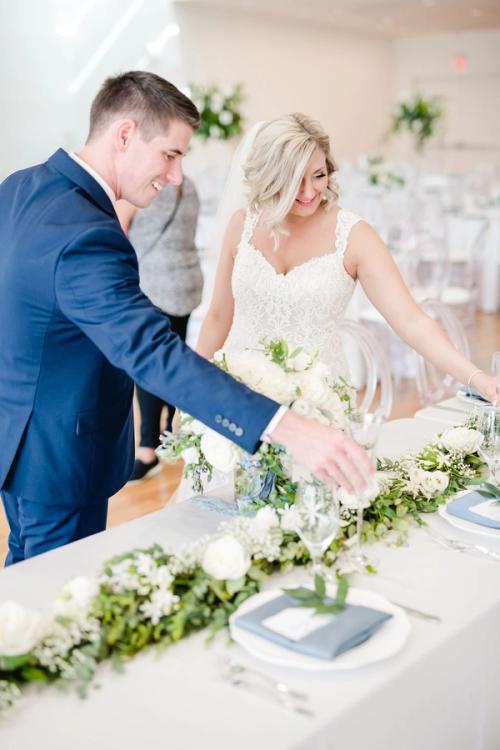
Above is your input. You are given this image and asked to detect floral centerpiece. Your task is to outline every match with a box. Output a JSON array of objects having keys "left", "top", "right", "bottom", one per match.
[
  {"left": 157, "top": 339, "right": 354, "bottom": 510},
  {"left": 0, "top": 421, "right": 490, "bottom": 716},
  {"left": 390, "top": 93, "right": 444, "bottom": 152},
  {"left": 190, "top": 82, "right": 243, "bottom": 141}
]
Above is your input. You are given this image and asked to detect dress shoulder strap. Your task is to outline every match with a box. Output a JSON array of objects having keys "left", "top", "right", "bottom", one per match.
[
  {"left": 335, "top": 209, "right": 362, "bottom": 259},
  {"left": 240, "top": 208, "right": 259, "bottom": 245}
]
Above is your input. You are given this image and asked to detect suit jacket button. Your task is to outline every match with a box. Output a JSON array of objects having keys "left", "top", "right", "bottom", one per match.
[
  {"left": 235, "top": 427, "right": 244, "bottom": 437},
  {"left": 222, "top": 417, "right": 230, "bottom": 428},
  {"left": 228, "top": 422, "right": 237, "bottom": 432},
  {"left": 215, "top": 414, "right": 222, "bottom": 424}
]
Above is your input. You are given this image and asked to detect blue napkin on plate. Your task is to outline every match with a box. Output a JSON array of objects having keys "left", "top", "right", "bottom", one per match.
[
  {"left": 446, "top": 490, "right": 500, "bottom": 529},
  {"left": 233, "top": 593, "right": 392, "bottom": 660},
  {"left": 457, "top": 385, "right": 490, "bottom": 403}
]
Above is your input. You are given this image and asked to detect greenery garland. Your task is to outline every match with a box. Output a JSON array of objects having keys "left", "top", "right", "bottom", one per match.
[{"left": 0, "top": 420, "right": 490, "bottom": 715}]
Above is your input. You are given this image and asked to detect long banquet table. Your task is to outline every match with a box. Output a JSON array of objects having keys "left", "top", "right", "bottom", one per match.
[{"left": 1, "top": 416, "right": 500, "bottom": 750}]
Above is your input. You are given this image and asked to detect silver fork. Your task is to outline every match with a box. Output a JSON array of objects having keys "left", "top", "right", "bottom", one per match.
[
  {"left": 220, "top": 662, "right": 314, "bottom": 717},
  {"left": 427, "top": 529, "right": 500, "bottom": 562},
  {"left": 220, "top": 657, "right": 309, "bottom": 702}
]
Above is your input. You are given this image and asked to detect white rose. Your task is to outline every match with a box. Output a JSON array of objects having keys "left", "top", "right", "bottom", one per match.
[
  {"left": 288, "top": 350, "right": 311, "bottom": 372},
  {"left": 406, "top": 467, "right": 448, "bottom": 499},
  {"left": 298, "top": 372, "right": 332, "bottom": 408},
  {"left": 200, "top": 429, "right": 239, "bottom": 472},
  {"left": 337, "top": 486, "right": 371, "bottom": 510},
  {"left": 209, "top": 124, "right": 223, "bottom": 139},
  {"left": 309, "top": 360, "right": 334, "bottom": 383},
  {"left": 440, "top": 427, "right": 484, "bottom": 454},
  {"left": 219, "top": 110, "right": 234, "bottom": 125},
  {"left": 54, "top": 576, "right": 99, "bottom": 620},
  {"left": 0, "top": 601, "right": 47, "bottom": 656},
  {"left": 181, "top": 446, "right": 201, "bottom": 466},
  {"left": 280, "top": 506, "right": 300, "bottom": 532},
  {"left": 252, "top": 507, "right": 280, "bottom": 532},
  {"left": 202, "top": 535, "right": 251, "bottom": 580},
  {"left": 210, "top": 93, "right": 223, "bottom": 112},
  {"left": 291, "top": 398, "right": 311, "bottom": 417}
]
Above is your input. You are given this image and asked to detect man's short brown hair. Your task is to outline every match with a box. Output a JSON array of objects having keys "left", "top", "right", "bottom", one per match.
[{"left": 87, "top": 71, "right": 200, "bottom": 141}]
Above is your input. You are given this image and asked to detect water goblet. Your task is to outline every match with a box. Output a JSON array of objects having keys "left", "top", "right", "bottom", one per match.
[
  {"left": 294, "top": 479, "right": 340, "bottom": 582},
  {"left": 346, "top": 411, "right": 383, "bottom": 570},
  {"left": 476, "top": 405, "right": 500, "bottom": 484},
  {"left": 491, "top": 352, "right": 500, "bottom": 404}
]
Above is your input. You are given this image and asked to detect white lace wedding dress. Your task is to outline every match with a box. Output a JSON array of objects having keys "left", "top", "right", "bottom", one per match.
[
  {"left": 173, "top": 206, "right": 361, "bottom": 504},
  {"left": 223, "top": 207, "right": 361, "bottom": 378}
]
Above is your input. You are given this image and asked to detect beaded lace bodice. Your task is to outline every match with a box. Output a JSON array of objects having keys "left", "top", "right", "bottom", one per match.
[{"left": 223, "top": 208, "right": 362, "bottom": 377}]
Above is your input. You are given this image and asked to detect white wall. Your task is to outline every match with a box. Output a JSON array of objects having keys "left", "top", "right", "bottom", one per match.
[
  {"left": 176, "top": 4, "right": 394, "bottom": 166},
  {"left": 392, "top": 29, "right": 500, "bottom": 170}
]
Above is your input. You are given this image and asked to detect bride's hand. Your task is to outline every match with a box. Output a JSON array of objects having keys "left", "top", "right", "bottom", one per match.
[
  {"left": 472, "top": 373, "right": 499, "bottom": 405},
  {"left": 268, "top": 410, "right": 374, "bottom": 494}
]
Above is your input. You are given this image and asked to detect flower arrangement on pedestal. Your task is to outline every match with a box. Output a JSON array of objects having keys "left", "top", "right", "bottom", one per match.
[
  {"left": 390, "top": 93, "right": 444, "bottom": 152},
  {"left": 190, "top": 82, "right": 243, "bottom": 141}
]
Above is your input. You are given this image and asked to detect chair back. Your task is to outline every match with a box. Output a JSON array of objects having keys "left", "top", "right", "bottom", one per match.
[
  {"left": 414, "top": 298, "right": 471, "bottom": 405},
  {"left": 340, "top": 319, "right": 393, "bottom": 420}
]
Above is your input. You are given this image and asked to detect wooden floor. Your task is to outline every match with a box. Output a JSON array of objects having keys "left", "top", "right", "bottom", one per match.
[{"left": 1, "top": 311, "right": 498, "bottom": 563}]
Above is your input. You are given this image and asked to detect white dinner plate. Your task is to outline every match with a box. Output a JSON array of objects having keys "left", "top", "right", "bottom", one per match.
[
  {"left": 229, "top": 586, "right": 410, "bottom": 671},
  {"left": 438, "top": 499, "right": 500, "bottom": 540}
]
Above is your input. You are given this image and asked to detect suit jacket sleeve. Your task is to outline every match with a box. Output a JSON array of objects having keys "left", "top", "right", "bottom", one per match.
[{"left": 54, "top": 225, "right": 279, "bottom": 453}]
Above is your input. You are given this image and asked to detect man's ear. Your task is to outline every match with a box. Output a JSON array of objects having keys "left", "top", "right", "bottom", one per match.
[{"left": 115, "top": 119, "right": 138, "bottom": 152}]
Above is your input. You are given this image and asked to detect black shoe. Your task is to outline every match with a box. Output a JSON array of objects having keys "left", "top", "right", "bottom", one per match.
[{"left": 127, "top": 456, "right": 162, "bottom": 484}]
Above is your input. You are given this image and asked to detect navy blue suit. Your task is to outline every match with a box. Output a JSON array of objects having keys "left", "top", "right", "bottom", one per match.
[{"left": 0, "top": 149, "right": 278, "bottom": 563}]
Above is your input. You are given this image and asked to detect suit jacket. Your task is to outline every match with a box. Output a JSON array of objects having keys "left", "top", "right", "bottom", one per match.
[{"left": 0, "top": 149, "right": 278, "bottom": 507}]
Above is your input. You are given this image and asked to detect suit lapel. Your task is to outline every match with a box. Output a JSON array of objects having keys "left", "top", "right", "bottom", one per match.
[{"left": 47, "top": 149, "right": 117, "bottom": 218}]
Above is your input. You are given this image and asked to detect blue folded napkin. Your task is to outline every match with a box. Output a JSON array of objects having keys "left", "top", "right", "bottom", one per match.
[
  {"left": 446, "top": 490, "right": 500, "bottom": 529},
  {"left": 233, "top": 593, "right": 392, "bottom": 661},
  {"left": 457, "top": 385, "right": 490, "bottom": 403}
]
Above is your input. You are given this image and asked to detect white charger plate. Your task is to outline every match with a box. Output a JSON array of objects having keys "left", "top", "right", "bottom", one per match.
[
  {"left": 438, "top": 500, "right": 500, "bottom": 540},
  {"left": 229, "top": 586, "right": 410, "bottom": 671}
]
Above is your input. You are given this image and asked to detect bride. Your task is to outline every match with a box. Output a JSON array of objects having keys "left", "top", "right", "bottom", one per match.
[{"left": 196, "top": 113, "right": 497, "bottom": 401}]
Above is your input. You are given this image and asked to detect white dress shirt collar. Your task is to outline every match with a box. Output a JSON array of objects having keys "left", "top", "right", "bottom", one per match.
[{"left": 69, "top": 152, "right": 116, "bottom": 205}]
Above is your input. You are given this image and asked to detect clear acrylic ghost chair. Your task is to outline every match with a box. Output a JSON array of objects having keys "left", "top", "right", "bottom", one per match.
[
  {"left": 414, "top": 298, "right": 471, "bottom": 406},
  {"left": 339, "top": 319, "right": 393, "bottom": 420}
]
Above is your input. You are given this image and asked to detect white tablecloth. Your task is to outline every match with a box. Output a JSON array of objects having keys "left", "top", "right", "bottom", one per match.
[{"left": 1, "top": 417, "right": 500, "bottom": 750}]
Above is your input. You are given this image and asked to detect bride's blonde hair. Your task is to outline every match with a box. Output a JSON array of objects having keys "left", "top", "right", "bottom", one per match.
[{"left": 243, "top": 113, "right": 339, "bottom": 248}]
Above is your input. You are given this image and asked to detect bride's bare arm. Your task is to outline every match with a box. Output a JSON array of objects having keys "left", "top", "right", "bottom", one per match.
[
  {"left": 345, "top": 222, "right": 498, "bottom": 402},
  {"left": 196, "top": 210, "right": 245, "bottom": 360}
]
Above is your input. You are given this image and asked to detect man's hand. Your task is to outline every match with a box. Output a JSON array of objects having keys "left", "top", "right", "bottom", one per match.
[{"left": 269, "top": 410, "right": 374, "bottom": 494}]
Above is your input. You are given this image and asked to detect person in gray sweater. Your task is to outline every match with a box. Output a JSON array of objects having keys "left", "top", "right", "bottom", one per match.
[{"left": 116, "top": 176, "right": 203, "bottom": 481}]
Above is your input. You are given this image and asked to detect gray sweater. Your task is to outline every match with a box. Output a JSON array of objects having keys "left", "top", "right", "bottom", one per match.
[{"left": 128, "top": 177, "right": 203, "bottom": 316}]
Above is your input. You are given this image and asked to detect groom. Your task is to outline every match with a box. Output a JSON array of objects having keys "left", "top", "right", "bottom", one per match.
[{"left": 0, "top": 71, "right": 371, "bottom": 566}]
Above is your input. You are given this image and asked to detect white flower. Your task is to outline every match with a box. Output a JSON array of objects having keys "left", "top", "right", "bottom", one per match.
[
  {"left": 298, "top": 372, "right": 332, "bottom": 408},
  {"left": 252, "top": 507, "right": 279, "bottom": 533},
  {"left": 291, "top": 398, "right": 311, "bottom": 417},
  {"left": 183, "top": 418, "right": 206, "bottom": 436},
  {"left": 210, "top": 93, "right": 223, "bottom": 112},
  {"left": 219, "top": 109, "right": 233, "bottom": 125},
  {"left": 209, "top": 124, "right": 223, "bottom": 139},
  {"left": 139, "top": 589, "right": 179, "bottom": 626},
  {"left": 200, "top": 428, "right": 239, "bottom": 472},
  {"left": 181, "top": 446, "right": 201, "bottom": 466},
  {"left": 0, "top": 601, "right": 47, "bottom": 656},
  {"left": 440, "top": 427, "right": 484, "bottom": 454},
  {"left": 288, "top": 350, "right": 311, "bottom": 372},
  {"left": 405, "top": 467, "right": 449, "bottom": 499},
  {"left": 336, "top": 486, "right": 372, "bottom": 510},
  {"left": 54, "top": 576, "right": 98, "bottom": 621},
  {"left": 202, "top": 535, "right": 250, "bottom": 580},
  {"left": 280, "top": 506, "right": 300, "bottom": 532}
]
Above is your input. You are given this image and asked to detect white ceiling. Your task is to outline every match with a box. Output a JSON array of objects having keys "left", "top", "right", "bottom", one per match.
[{"left": 175, "top": 0, "right": 500, "bottom": 36}]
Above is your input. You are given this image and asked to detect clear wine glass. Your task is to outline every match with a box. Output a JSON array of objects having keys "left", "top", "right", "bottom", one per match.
[
  {"left": 294, "top": 479, "right": 340, "bottom": 582},
  {"left": 346, "top": 411, "right": 383, "bottom": 569},
  {"left": 476, "top": 405, "right": 500, "bottom": 484}
]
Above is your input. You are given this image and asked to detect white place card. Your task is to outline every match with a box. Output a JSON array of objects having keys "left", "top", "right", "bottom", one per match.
[
  {"left": 262, "top": 607, "right": 335, "bottom": 641},
  {"left": 471, "top": 499, "right": 500, "bottom": 522}
]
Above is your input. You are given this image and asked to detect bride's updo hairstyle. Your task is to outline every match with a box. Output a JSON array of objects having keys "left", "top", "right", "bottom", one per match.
[{"left": 244, "top": 113, "right": 338, "bottom": 248}]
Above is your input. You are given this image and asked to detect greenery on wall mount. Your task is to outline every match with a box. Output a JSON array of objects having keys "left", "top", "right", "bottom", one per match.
[
  {"left": 190, "top": 82, "right": 244, "bottom": 141},
  {"left": 390, "top": 93, "right": 444, "bottom": 151}
]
